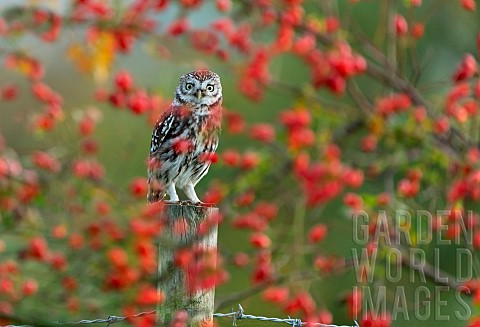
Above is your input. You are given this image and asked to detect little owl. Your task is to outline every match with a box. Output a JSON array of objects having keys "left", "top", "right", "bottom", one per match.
[{"left": 147, "top": 70, "right": 222, "bottom": 204}]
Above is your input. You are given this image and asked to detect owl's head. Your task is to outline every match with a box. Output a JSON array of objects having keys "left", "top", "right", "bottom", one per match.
[{"left": 174, "top": 70, "right": 222, "bottom": 108}]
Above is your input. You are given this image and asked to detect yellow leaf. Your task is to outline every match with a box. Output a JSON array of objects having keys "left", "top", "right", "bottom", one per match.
[
  {"left": 91, "top": 31, "right": 116, "bottom": 83},
  {"left": 66, "top": 31, "right": 116, "bottom": 84}
]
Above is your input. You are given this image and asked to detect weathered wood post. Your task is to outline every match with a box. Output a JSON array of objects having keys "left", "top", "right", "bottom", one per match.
[{"left": 156, "top": 203, "right": 218, "bottom": 326}]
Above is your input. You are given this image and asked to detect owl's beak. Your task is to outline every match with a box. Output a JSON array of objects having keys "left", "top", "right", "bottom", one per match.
[{"left": 196, "top": 90, "right": 202, "bottom": 100}]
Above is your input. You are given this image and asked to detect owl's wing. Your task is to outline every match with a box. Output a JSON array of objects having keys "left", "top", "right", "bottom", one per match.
[
  {"left": 150, "top": 104, "right": 192, "bottom": 155},
  {"left": 149, "top": 110, "right": 177, "bottom": 155},
  {"left": 148, "top": 110, "right": 177, "bottom": 203}
]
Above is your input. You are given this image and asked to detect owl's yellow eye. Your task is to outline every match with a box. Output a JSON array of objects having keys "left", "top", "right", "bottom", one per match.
[
  {"left": 185, "top": 83, "right": 194, "bottom": 90},
  {"left": 206, "top": 84, "right": 214, "bottom": 92}
]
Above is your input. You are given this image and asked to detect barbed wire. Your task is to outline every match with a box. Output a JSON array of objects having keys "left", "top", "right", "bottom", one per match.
[
  {"left": 57, "top": 310, "right": 157, "bottom": 326},
  {"left": 2, "top": 304, "right": 359, "bottom": 327},
  {"left": 214, "top": 304, "right": 359, "bottom": 327}
]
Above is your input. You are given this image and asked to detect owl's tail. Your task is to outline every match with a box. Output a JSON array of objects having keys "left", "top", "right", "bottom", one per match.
[{"left": 147, "top": 178, "right": 166, "bottom": 203}]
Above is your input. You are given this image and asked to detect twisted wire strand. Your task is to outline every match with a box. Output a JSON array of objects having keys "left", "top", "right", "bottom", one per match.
[
  {"left": 213, "top": 305, "right": 359, "bottom": 327},
  {"left": 2, "top": 305, "right": 359, "bottom": 327},
  {"left": 55, "top": 310, "right": 156, "bottom": 325}
]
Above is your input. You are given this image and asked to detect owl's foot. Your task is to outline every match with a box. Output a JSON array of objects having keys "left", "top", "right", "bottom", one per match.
[
  {"left": 182, "top": 183, "right": 202, "bottom": 203},
  {"left": 166, "top": 183, "right": 180, "bottom": 202},
  {"left": 176, "top": 200, "right": 215, "bottom": 207},
  {"left": 164, "top": 200, "right": 182, "bottom": 204},
  {"left": 179, "top": 200, "right": 198, "bottom": 206},
  {"left": 161, "top": 200, "right": 204, "bottom": 206},
  {"left": 197, "top": 202, "right": 216, "bottom": 207}
]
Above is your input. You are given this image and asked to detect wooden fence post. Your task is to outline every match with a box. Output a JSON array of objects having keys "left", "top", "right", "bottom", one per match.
[{"left": 156, "top": 203, "right": 218, "bottom": 327}]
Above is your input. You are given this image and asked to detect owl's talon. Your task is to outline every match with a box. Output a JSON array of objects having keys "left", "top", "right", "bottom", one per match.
[
  {"left": 173, "top": 200, "right": 214, "bottom": 207},
  {"left": 164, "top": 200, "right": 181, "bottom": 204},
  {"left": 180, "top": 200, "right": 199, "bottom": 206},
  {"left": 199, "top": 202, "right": 216, "bottom": 207},
  {"left": 192, "top": 201, "right": 215, "bottom": 207}
]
